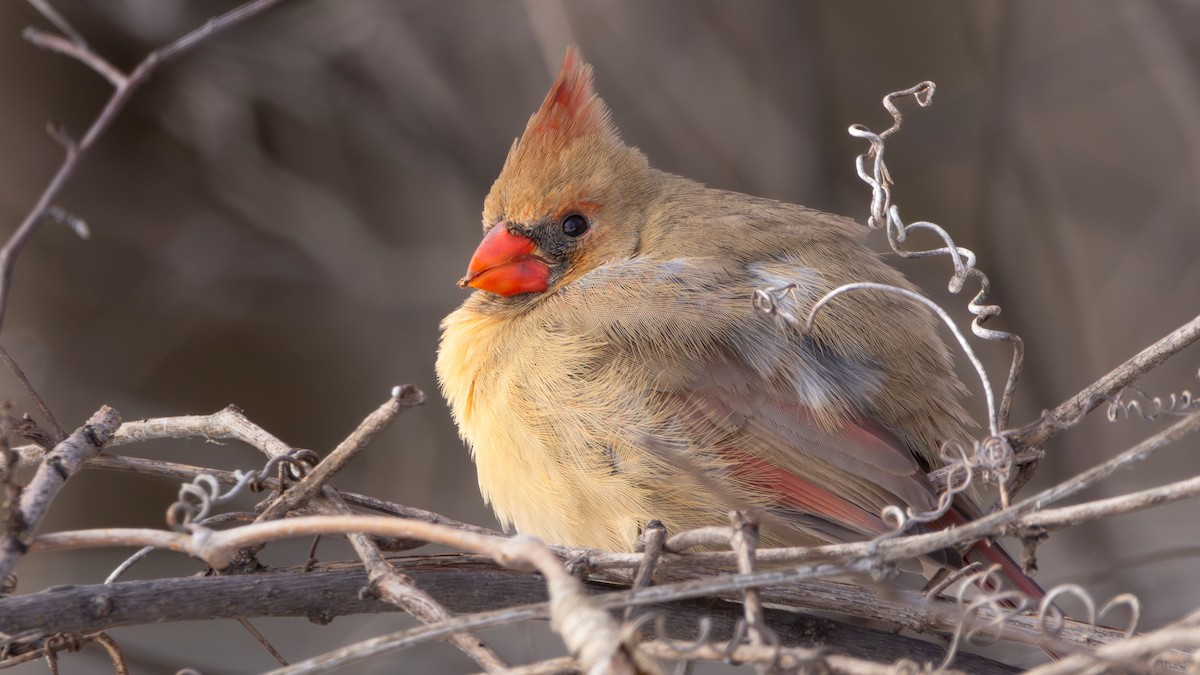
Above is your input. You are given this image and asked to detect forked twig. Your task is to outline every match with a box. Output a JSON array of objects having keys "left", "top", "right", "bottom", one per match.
[{"left": 1, "top": 0, "right": 288, "bottom": 333}]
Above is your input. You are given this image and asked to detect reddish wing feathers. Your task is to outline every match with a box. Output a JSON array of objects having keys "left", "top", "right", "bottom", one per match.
[
  {"left": 733, "top": 452, "right": 888, "bottom": 537},
  {"left": 705, "top": 383, "right": 1045, "bottom": 599},
  {"left": 745, "top": 444, "right": 1046, "bottom": 600}
]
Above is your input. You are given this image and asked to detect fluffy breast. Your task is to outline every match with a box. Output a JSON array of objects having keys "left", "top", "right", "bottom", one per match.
[{"left": 436, "top": 297, "right": 656, "bottom": 550}]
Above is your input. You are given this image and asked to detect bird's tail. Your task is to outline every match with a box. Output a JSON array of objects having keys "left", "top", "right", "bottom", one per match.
[
  {"left": 964, "top": 538, "right": 1045, "bottom": 601},
  {"left": 936, "top": 507, "right": 1061, "bottom": 660}
]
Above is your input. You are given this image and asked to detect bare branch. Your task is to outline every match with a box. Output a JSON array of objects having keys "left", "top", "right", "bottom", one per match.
[
  {"left": 473, "top": 656, "right": 577, "bottom": 675},
  {"left": 22, "top": 27, "right": 126, "bottom": 87},
  {"left": 1008, "top": 312, "right": 1200, "bottom": 491},
  {"left": 24, "top": 0, "right": 88, "bottom": 48},
  {"left": 0, "top": 406, "right": 121, "bottom": 583},
  {"left": 1, "top": 0, "right": 288, "bottom": 333},
  {"left": 30, "top": 516, "right": 644, "bottom": 673},
  {"left": 254, "top": 384, "right": 426, "bottom": 520},
  {"left": 0, "top": 346, "right": 64, "bottom": 441},
  {"left": 9, "top": 399, "right": 505, "bottom": 670},
  {"left": 238, "top": 388, "right": 506, "bottom": 672},
  {"left": 1026, "top": 612, "right": 1200, "bottom": 674},
  {"left": 9, "top": 448, "right": 497, "bottom": 536},
  {"left": 637, "top": 639, "right": 947, "bottom": 675}
]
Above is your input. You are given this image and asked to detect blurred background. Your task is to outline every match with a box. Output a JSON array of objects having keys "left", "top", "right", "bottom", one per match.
[{"left": 1, "top": 0, "right": 1199, "bottom": 672}]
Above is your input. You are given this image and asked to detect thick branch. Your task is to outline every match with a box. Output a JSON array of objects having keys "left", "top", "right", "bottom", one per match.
[
  {"left": 0, "top": 559, "right": 1018, "bottom": 675},
  {"left": 29, "top": 518, "right": 641, "bottom": 674},
  {"left": 27, "top": 512, "right": 1156, "bottom": 660},
  {"left": 0, "top": 406, "right": 120, "bottom": 582}
]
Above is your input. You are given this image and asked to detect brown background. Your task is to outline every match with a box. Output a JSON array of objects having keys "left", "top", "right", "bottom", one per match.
[{"left": 2, "top": 1, "right": 1199, "bottom": 672}]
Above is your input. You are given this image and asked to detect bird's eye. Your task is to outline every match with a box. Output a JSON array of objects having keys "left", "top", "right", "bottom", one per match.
[{"left": 561, "top": 214, "right": 589, "bottom": 237}]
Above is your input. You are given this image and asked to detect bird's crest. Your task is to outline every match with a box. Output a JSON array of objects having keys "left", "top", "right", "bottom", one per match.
[
  {"left": 485, "top": 46, "right": 643, "bottom": 229},
  {"left": 525, "top": 46, "right": 615, "bottom": 143}
]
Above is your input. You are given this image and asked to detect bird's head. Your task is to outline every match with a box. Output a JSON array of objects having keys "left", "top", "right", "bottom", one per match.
[{"left": 458, "top": 47, "right": 652, "bottom": 297}]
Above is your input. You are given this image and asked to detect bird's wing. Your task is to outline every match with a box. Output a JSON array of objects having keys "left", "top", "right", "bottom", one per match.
[{"left": 545, "top": 255, "right": 953, "bottom": 545}]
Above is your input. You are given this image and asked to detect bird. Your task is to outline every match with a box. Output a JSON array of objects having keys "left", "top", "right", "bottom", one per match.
[{"left": 436, "top": 47, "right": 1040, "bottom": 598}]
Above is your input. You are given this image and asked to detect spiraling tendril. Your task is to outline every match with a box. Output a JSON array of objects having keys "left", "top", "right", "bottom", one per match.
[
  {"left": 105, "top": 448, "right": 320, "bottom": 584},
  {"left": 166, "top": 449, "right": 318, "bottom": 530}
]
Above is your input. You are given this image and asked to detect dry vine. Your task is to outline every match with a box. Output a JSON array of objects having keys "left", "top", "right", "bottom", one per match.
[{"left": 1, "top": 3, "right": 1199, "bottom": 674}]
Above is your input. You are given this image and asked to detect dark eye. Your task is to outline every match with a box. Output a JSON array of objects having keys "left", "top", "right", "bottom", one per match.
[{"left": 561, "top": 214, "right": 589, "bottom": 237}]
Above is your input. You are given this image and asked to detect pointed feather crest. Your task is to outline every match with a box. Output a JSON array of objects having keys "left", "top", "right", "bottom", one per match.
[
  {"left": 483, "top": 46, "right": 647, "bottom": 231},
  {"left": 525, "top": 46, "right": 614, "bottom": 142}
]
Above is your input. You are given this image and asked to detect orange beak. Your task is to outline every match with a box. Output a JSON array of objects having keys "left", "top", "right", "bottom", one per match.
[{"left": 458, "top": 223, "right": 551, "bottom": 296}]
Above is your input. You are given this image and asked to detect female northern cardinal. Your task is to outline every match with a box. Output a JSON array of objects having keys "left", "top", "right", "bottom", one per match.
[{"left": 437, "top": 48, "right": 1039, "bottom": 597}]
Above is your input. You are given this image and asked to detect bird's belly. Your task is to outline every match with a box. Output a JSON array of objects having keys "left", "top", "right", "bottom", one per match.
[
  {"left": 462, "top": 382, "right": 652, "bottom": 550},
  {"left": 438, "top": 310, "right": 652, "bottom": 550}
]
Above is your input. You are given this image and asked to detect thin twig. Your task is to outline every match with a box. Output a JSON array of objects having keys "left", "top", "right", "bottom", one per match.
[
  {"left": 261, "top": 597, "right": 549, "bottom": 675},
  {"left": 23, "top": 28, "right": 127, "bottom": 87},
  {"left": 1007, "top": 312, "right": 1200, "bottom": 493},
  {"left": 24, "top": 0, "right": 88, "bottom": 48},
  {"left": 729, "top": 511, "right": 768, "bottom": 654},
  {"left": 237, "top": 618, "right": 288, "bottom": 666},
  {"left": 1026, "top": 613, "right": 1200, "bottom": 675},
  {"left": 1, "top": 0, "right": 288, "bottom": 334},
  {"left": 9, "top": 449, "right": 497, "bottom": 536},
  {"left": 638, "top": 639, "right": 946, "bottom": 675},
  {"left": 665, "top": 527, "right": 731, "bottom": 553},
  {"left": 0, "top": 346, "right": 65, "bottom": 441},
  {"left": 255, "top": 385, "right": 425, "bottom": 520},
  {"left": 625, "top": 521, "right": 667, "bottom": 622},
  {"left": 86, "top": 632, "right": 128, "bottom": 675},
  {"left": 0, "top": 631, "right": 128, "bottom": 673},
  {"left": 471, "top": 656, "right": 578, "bottom": 675}
]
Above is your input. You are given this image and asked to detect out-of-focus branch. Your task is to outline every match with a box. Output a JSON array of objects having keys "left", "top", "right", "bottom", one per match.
[
  {"left": 0, "top": 406, "right": 120, "bottom": 583},
  {"left": 23, "top": 27, "right": 125, "bottom": 86},
  {"left": 0, "top": 346, "right": 64, "bottom": 441},
  {"left": 0, "top": 0, "right": 288, "bottom": 334},
  {"left": 25, "top": 0, "right": 88, "bottom": 48}
]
